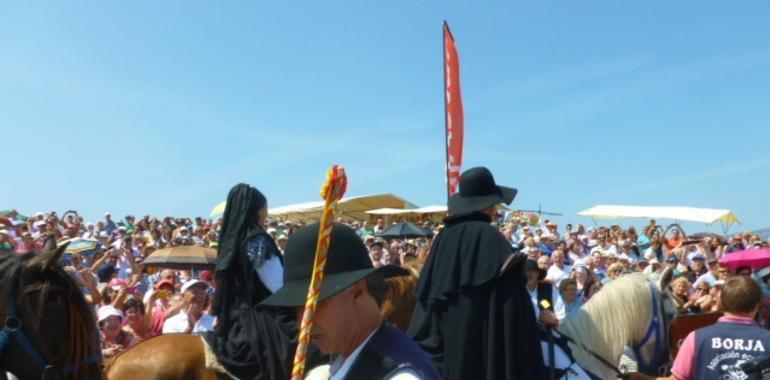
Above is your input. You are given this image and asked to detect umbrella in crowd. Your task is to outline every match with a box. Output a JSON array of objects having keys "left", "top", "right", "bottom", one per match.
[
  {"left": 61, "top": 238, "right": 102, "bottom": 256},
  {"left": 719, "top": 248, "right": 770, "bottom": 270},
  {"left": 0, "top": 210, "right": 26, "bottom": 221},
  {"left": 687, "top": 232, "right": 727, "bottom": 245},
  {"left": 0, "top": 217, "right": 12, "bottom": 228},
  {"left": 143, "top": 246, "right": 217, "bottom": 270},
  {"left": 376, "top": 222, "right": 434, "bottom": 239},
  {"left": 210, "top": 201, "right": 226, "bottom": 219}
]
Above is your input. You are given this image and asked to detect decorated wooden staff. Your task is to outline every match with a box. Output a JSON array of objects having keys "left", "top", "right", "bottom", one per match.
[{"left": 291, "top": 165, "right": 348, "bottom": 380}]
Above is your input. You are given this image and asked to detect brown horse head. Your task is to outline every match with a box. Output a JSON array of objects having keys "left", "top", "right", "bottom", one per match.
[{"left": 0, "top": 241, "right": 103, "bottom": 380}]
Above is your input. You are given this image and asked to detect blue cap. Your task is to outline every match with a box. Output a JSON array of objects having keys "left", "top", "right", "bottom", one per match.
[{"left": 691, "top": 254, "right": 705, "bottom": 261}]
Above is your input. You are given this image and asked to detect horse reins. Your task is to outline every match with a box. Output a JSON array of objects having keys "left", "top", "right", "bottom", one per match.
[
  {"left": 0, "top": 264, "right": 102, "bottom": 379},
  {"left": 558, "top": 279, "right": 667, "bottom": 379}
]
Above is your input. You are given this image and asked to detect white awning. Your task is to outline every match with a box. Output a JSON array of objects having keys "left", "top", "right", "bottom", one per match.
[
  {"left": 366, "top": 205, "right": 448, "bottom": 216},
  {"left": 268, "top": 193, "right": 417, "bottom": 223},
  {"left": 577, "top": 205, "right": 740, "bottom": 225}
]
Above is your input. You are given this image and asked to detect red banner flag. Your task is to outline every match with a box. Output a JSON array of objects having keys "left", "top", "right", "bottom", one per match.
[{"left": 444, "top": 22, "right": 464, "bottom": 198}]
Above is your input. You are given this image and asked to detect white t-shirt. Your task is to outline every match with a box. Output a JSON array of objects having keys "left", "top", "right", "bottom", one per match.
[
  {"left": 546, "top": 264, "right": 571, "bottom": 285},
  {"left": 162, "top": 311, "right": 216, "bottom": 334}
]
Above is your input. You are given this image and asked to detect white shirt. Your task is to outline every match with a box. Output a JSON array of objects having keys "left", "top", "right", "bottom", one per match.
[
  {"left": 546, "top": 264, "right": 571, "bottom": 285},
  {"left": 330, "top": 327, "right": 420, "bottom": 380},
  {"left": 256, "top": 254, "right": 284, "bottom": 293},
  {"left": 162, "top": 311, "right": 216, "bottom": 334}
]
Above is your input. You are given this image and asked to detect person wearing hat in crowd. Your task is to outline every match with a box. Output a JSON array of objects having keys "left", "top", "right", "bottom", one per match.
[
  {"left": 524, "top": 258, "right": 559, "bottom": 327},
  {"left": 0, "top": 229, "right": 16, "bottom": 253},
  {"left": 276, "top": 233, "right": 289, "bottom": 254},
  {"left": 693, "top": 256, "right": 720, "bottom": 288},
  {"left": 408, "top": 167, "right": 546, "bottom": 380},
  {"left": 261, "top": 222, "right": 441, "bottom": 380},
  {"left": 203, "top": 183, "right": 296, "bottom": 380},
  {"left": 368, "top": 240, "right": 385, "bottom": 268},
  {"left": 163, "top": 279, "right": 216, "bottom": 334},
  {"left": 98, "top": 305, "right": 135, "bottom": 358},
  {"left": 687, "top": 253, "right": 707, "bottom": 286},
  {"left": 630, "top": 276, "right": 770, "bottom": 380}
]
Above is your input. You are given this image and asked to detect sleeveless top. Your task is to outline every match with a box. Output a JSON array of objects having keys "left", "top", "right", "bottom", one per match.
[{"left": 694, "top": 320, "right": 770, "bottom": 380}]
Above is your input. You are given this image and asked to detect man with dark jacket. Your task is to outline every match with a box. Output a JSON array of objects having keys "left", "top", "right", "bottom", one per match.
[
  {"left": 408, "top": 166, "right": 547, "bottom": 380},
  {"left": 262, "top": 222, "right": 441, "bottom": 380}
]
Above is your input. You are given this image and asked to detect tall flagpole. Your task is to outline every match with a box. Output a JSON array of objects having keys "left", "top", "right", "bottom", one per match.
[{"left": 443, "top": 20, "right": 451, "bottom": 205}]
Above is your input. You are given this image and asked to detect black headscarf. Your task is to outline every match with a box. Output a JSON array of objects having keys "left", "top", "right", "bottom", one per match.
[
  {"left": 211, "top": 184, "right": 267, "bottom": 328},
  {"left": 205, "top": 184, "right": 323, "bottom": 380}
]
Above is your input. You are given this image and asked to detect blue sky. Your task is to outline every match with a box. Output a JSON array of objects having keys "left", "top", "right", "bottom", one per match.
[{"left": 2, "top": 2, "right": 769, "bottom": 233}]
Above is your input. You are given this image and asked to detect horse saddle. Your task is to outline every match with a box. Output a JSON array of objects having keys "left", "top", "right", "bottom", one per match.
[{"left": 201, "top": 336, "right": 239, "bottom": 380}]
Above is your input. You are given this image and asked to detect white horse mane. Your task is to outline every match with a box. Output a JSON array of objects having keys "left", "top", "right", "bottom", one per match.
[{"left": 557, "top": 273, "right": 655, "bottom": 378}]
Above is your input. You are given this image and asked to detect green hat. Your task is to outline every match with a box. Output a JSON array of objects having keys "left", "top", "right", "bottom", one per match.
[{"left": 261, "top": 222, "right": 408, "bottom": 308}]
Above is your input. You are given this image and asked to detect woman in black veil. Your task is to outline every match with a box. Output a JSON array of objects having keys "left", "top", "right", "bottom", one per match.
[{"left": 203, "top": 183, "right": 297, "bottom": 380}]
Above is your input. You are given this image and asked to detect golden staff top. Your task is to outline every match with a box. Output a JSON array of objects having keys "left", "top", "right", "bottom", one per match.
[{"left": 291, "top": 165, "right": 348, "bottom": 380}]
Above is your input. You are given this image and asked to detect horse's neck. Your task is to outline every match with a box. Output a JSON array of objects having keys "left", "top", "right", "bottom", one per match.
[{"left": 558, "top": 307, "right": 641, "bottom": 380}]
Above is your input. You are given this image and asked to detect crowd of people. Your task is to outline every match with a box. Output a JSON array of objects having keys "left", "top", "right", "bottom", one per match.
[{"left": 1, "top": 204, "right": 769, "bottom": 373}]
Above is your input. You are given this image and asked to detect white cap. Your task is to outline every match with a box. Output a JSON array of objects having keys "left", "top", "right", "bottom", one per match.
[
  {"left": 181, "top": 279, "right": 208, "bottom": 293},
  {"left": 97, "top": 305, "right": 124, "bottom": 324}
]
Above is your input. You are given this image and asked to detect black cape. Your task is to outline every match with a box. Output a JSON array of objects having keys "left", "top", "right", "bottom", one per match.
[{"left": 408, "top": 213, "right": 547, "bottom": 380}]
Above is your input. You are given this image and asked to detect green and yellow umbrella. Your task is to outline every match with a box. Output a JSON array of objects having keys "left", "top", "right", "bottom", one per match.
[{"left": 210, "top": 201, "right": 226, "bottom": 219}]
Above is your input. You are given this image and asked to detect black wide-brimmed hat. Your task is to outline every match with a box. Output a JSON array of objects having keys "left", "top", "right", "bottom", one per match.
[
  {"left": 261, "top": 222, "right": 409, "bottom": 308},
  {"left": 448, "top": 166, "right": 517, "bottom": 216}
]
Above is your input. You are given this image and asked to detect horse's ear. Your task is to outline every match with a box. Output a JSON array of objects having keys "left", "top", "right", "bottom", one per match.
[
  {"left": 38, "top": 241, "right": 68, "bottom": 271},
  {"left": 42, "top": 234, "right": 57, "bottom": 252},
  {"left": 658, "top": 266, "right": 674, "bottom": 291}
]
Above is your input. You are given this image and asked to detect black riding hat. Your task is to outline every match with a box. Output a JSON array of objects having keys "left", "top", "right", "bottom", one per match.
[
  {"left": 448, "top": 166, "right": 517, "bottom": 216},
  {"left": 261, "top": 222, "right": 408, "bottom": 308}
]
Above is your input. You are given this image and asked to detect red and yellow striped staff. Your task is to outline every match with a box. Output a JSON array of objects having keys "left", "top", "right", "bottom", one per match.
[{"left": 291, "top": 165, "right": 348, "bottom": 380}]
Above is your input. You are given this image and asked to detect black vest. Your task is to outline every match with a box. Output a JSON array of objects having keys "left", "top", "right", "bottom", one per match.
[
  {"left": 344, "top": 323, "right": 442, "bottom": 380},
  {"left": 694, "top": 319, "right": 770, "bottom": 380},
  {"left": 537, "top": 282, "right": 554, "bottom": 310}
]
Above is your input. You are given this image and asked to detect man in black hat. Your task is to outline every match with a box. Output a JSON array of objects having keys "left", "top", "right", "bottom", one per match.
[
  {"left": 524, "top": 258, "right": 559, "bottom": 327},
  {"left": 261, "top": 222, "right": 441, "bottom": 380},
  {"left": 408, "top": 166, "right": 547, "bottom": 380}
]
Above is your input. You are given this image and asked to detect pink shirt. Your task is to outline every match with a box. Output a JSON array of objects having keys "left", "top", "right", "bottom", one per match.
[{"left": 671, "top": 315, "right": 758, "bottom": 380}]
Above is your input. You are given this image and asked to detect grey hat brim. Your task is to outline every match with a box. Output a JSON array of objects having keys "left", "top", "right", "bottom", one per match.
[{"left": 260, "top": 265, "right": 408, "bottom": 308}]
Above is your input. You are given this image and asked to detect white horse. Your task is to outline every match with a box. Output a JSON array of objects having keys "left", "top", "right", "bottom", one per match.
[{"left": 543, "top": 269, "right": 677, "bottom": 379}]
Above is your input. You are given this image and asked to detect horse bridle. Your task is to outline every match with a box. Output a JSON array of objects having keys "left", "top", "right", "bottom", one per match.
[
  {"left": 631, "top": 279, "right": 669, "bottom": 374},
  {"left": 0, "top": 264, "right": 102, "bottom": 378},
  {"left": 560, "top": 279, "right": 669, "bottom": 378}
]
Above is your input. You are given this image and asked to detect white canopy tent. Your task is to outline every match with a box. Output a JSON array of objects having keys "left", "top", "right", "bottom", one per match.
[
  {"left": 577, "top": 205, "right": 740, "bottom": 233},
  {"left": 366, "top": 205, "right": 448, "bottom": 215},
  {"left": 267, "top": 193, "right": 417, "bottom": 223},
  {"left": 365, "top": 205, "right": 448, "bottom": 223}
]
